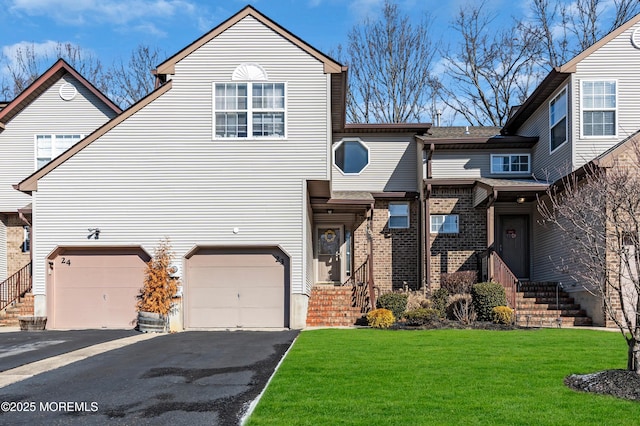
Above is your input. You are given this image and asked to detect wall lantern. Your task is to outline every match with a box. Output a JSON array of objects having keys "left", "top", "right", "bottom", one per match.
[{"left": 516, "top": 197, "right": 526, "bottom": 204}]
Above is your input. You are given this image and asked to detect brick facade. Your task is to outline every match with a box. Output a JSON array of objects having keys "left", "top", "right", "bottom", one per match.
[
  {"left": 428, "top": 187, "right": 486, "bottom": 288},
  {"left": 4, "top": 213, "right": 30, "bottom": 277},
  {"left": 353, "top": 199, "right": 419, "bottom": 292}
]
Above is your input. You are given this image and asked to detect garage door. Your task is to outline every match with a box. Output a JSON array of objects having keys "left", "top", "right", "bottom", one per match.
[
  {"left": 48, "top": 248, "right": 150, "bottom": 329},
  {"left": 185, "top": 248, "right": 288, "bottom": 328}
]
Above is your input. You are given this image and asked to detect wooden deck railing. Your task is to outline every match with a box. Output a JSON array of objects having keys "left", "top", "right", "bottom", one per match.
[
  {"left": 0, "top": 262, "right": 32, "bottom": 312},
  {"left": 479, "top": 250, "right": 518, "bottom": 311}
]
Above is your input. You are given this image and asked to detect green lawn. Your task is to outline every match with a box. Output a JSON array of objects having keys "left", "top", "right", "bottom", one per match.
[{"left": 247, "top": 328, "right": 640, "bottom": 426}]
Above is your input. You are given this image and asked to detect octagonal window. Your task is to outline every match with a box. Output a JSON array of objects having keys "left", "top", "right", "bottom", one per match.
[{"left": 334, "top": 139, "right": 369, "bottom": 175}]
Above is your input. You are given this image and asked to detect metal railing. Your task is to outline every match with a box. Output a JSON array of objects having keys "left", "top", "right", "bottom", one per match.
[
  {"left": 479, "top": 249, "right": 518, "bottom": 311},
  {"left": 0, "top": 262, "right": 32, "bottom": 312},
  {"left": 344, "top": 256, "right": 374, "bottom": 313}
]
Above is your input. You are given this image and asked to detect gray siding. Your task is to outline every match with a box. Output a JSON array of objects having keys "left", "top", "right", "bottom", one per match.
[
  {"left": 331, "top": 135, "right": 417, "bottom": 192},
  {"left": 520, "top": 84, "right": 573, "bottom": 183},
  {"left": 430, "top": 149, "right": 532, "bottom": 179},
  {"left": 0, "top": 76, "right": 115, "bottom": 212},
  {"left": 32, "top": 16, "right": 330, "bottom": 300},
  {"left": 572, "top": 20, "right": 640, "bottom": 167}
]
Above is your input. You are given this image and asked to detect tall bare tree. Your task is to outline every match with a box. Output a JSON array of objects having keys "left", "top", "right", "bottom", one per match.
[
  {"left": 344, "top": 0, "right": 437, "bottom": 123},
  {"left": 538, "top": 138, "right": 640, "bottom": 373},
  {"left": 526, "top": 0, "right": 640, "bottom": 68},
  {"left": 0, "top": 42, "right": 107, "bottom": 100},
  {"left": 440, "top": 3, "right": 542, "bottom": 126},
  {"left": 104, "top": 44, "right": 164, "bottom": 109}
]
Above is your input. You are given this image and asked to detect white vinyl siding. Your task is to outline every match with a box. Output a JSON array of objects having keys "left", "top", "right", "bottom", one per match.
[
  {"left": 332, "top": 135, "right": 417, "bottom": 192},
  {"left": 0, "top": 76, "right": 116, "bottom": 212},
  {"left": 430, "top": 150, "right": 532, "bottom": 179},
  {"left": 31, "top": 15, "right": 330, "bottom": 305}
]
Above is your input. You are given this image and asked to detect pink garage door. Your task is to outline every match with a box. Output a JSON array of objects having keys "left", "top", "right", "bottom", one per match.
[
  {"left": 49, "top": 248, "right": 149, "bottom": 329},
  {"left": 185, "top": 248, "right": 288, "bottom": 328}
]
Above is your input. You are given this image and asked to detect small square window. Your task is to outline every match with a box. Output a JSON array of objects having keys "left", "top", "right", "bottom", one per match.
[
  {"left": 430, "top": 214, "right": 459, "bottom": 234},
  {"left": 389, "top": 203, "right": 409, "bottom": 229}
]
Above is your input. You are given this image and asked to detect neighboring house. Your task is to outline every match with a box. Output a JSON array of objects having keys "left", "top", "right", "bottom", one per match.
[
  {"left": 0, "top": 59, "right": 120, "bottom": 289},
  {"left": 422, "top": 13, "right": 640, "bottom": 326},
  {"left": 16, "top": 6, "right": 429, "bottom": 330}
]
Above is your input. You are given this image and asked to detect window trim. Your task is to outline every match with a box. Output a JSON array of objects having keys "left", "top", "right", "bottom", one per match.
[
  {"left": 490, "top": 154, "right": 531, "bottom": 174},
  {"left": 580, "top": 79, "right": 617, "bottom": 139},
  {"left": 430, "top": 214, "right": 459, "bottom": 234},
  {"left": 212, "top": 81, "right": 287, "bottom": 140},
  {"left": 388, "top": 202, "right": 410, "bottom": 229},
  {"left": 549, "top": 87, "right": 568, "bottom": 153},
  {"left": 34, "top": 134, "right": 84, "bottom": 170},
  {"left": 333, "top": 138, "right": 370, "bottom": 176}
]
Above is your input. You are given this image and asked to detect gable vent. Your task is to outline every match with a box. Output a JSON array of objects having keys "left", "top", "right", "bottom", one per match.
[
  {"left": 59, "top": 83, "right": 78, "bottom": 101},
  {"left": 232, "top": 63, "right": 268, "bottom": 81}
]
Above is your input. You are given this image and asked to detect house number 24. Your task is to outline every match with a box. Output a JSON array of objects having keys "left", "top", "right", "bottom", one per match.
[{"left": 60, "top": 257, "right": 71, "bottom": 266}]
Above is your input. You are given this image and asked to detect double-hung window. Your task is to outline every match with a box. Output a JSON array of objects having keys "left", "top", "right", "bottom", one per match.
[
  {"left": 549, "top": 88, "right": 567, "bottom": 151},
  {"left": 214, "top": 82, "right": 285, "bottom": 138},
  {"left": 430, "top": 214, "right": 459, "bottom": 234},
  {"left": 36, "top": 134, "right": 83, "bottom": 169},
  {"left": 388, "top": 203, "right": 410, "bottom": 229},
  {"left": 491, "top": 154, "right": 530, "bottom": 174},
  {"left": 581, "top": 80, "right": 616, "bottom": 137}
]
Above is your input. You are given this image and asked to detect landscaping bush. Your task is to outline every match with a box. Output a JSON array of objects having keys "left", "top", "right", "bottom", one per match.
[
  {"left": 471, "top": 282, "right": 508, "bottom": 321},
  {"left": 402, "top": 308, "right": 440, "bottom": 326},
  {"left": 376, "top": 292, "right": 408, "bottom": 319},
  {"left": 406, "top": 291, "right": 430, "bottom": 311},
  {"left": 440, "top": 271, "right": 478, "bottom": 295},
  {"left": 430, "top": 288, "right": 449, "bottom": 318},
  {"left": 366, "top": 308, "right": 395, "bottom": 329},
  {"left": 446, "top": 293, "right": 476, "bottom": 324},
  {"left": 492, "top": 306, "right": 515, "bottom": 324}
]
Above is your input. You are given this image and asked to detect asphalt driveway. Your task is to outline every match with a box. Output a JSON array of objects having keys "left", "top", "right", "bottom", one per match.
[{"left": 0, "top": 330, "right": 299, "bottom": 425}]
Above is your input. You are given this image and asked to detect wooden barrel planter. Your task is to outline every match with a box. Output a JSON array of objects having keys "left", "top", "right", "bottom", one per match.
[
  {"left": 18, "top": 316, "right": 47, "bottom": 331},
  {"left": 137, "top": 311, "right": 166, "bottom": 333}
]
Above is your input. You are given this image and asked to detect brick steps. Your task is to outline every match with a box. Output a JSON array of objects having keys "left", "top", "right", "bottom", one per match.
[
  {"left": 516, "top": 283, "right": 592, "bottom": 327},
  {"left": 306, "top": 285, "right": 364, "bottom": 327},
  {"left": 0, "top": 293, "right": 34, "bottom": 327}
]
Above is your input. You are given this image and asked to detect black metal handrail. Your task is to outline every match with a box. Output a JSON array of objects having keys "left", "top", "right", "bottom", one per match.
[{"left": 0, "top": 262, "right": 32, "bottom": 311}]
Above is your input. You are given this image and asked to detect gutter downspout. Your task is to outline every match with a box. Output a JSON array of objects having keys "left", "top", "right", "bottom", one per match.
[
  {"left": 425, "top": 183, "right": 432, "bottom": 293},
  {"left": 367, "top": 201, "right": 376, "bottom": 309},
  {"left": 17, "top": 207, "right": 32, "bottom": 288},
  {"left": 486, "top": 189, "right": 498, "bottom": 280}
]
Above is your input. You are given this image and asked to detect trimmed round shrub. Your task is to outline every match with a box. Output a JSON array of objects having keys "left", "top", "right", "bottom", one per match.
[
  {"left": 430, "top": 288, "right": 449, "bottom": 318},
  {"left": 376, "top": 292, "right": 408, "bottom": 319},
  {"left": 366, "top": 308, "right": 395, "bottom": 329},
  {"left": 402, "top": 308, "right": 440, "bottom": 326},
  {"left": 492, "top": 306, "right": 515, "bottom": 324},
  {"left": 471, "top": 282, "right": 507, "bottom": 321}
]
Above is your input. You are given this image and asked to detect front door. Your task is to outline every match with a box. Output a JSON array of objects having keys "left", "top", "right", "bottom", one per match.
[
  {"left": 498, "top": 215, "right": 529, "bottom": 279},
  {"left": 317, "top": 226, "right": 342, "bottom": 283}
]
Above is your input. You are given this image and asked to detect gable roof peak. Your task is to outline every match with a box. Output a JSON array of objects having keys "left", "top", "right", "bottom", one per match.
[{"left": 155, "top": 5, "right": 343, "bottom": 76}]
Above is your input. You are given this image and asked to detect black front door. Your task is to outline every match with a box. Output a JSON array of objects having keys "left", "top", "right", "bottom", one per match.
[{"left": 498, "top": 215, "right": 529, "bottom": 279}]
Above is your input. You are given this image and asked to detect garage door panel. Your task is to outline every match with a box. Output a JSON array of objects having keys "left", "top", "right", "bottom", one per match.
[
  {"left": 50, "top": 249, "right": 147, "bottom": 329},
  {"left": 186, "top": 250, "right": 287, "bottom": 328}
]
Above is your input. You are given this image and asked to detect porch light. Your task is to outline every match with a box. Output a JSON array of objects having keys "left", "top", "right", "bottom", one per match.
[
  {"left": 327, "top": 209, "right": 334, "bottom": 214},
  {"left": 516, "top": 197, "right": 526, "bottom": 204}
]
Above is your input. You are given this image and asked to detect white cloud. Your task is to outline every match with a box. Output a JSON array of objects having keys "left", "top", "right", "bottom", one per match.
[
  {"left": 348, "top": 0, "right": 383, "bottom": 19},
  {"left": 8, "top": 0, "right": 197, "bottom": 27}
]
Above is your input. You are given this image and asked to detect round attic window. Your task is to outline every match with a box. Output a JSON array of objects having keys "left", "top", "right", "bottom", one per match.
[
  {"left": 59, "top": 83, "right": 78, "bottom": 101},
  {"left": 632, "top": 28, "right": 640, "bottom": 49}
]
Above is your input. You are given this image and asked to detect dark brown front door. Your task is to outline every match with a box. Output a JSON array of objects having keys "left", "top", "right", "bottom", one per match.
[{"left": 498, "top": 215, "right": 529, "bottom": 279}]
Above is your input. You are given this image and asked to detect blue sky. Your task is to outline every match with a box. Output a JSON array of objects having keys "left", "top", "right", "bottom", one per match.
[{"left": 0, "top": 0, "right": 521, "bottom": 71}]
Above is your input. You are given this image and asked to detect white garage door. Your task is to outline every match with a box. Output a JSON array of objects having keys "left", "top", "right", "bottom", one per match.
[
  {"left": 48, "top": 248, "right": 149, "bottom": 329},
  {"left": 185, "top": 248, "right": 288, "bottom": 328}
]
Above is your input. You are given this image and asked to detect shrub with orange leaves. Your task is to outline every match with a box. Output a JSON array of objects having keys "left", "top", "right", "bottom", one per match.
[{"left": 137, "top": 238, "right": 180, "bottom": 316}]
